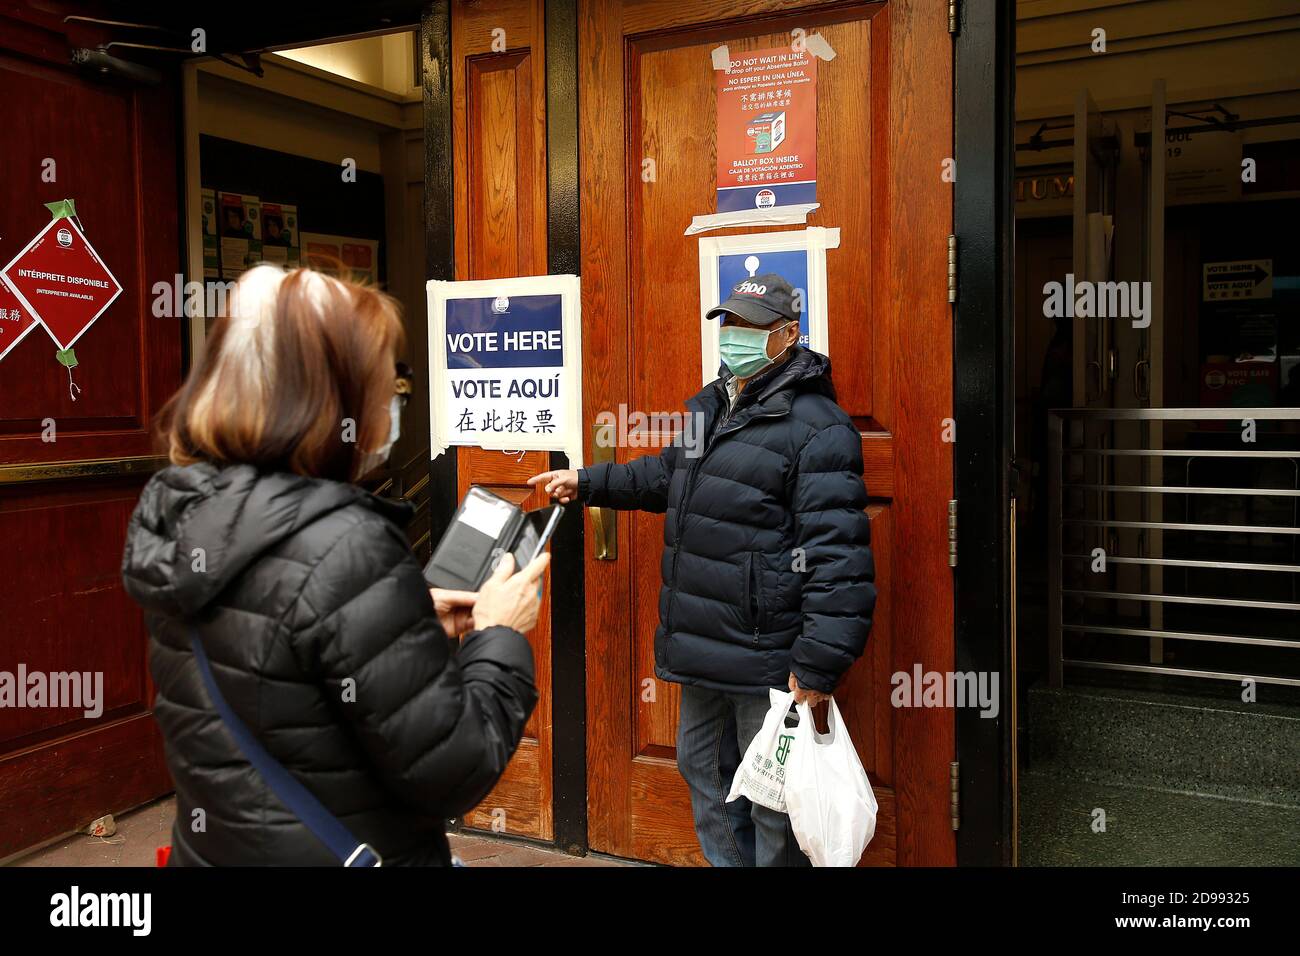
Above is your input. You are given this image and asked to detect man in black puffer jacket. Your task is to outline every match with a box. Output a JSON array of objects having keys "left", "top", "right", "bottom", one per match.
[
  {"left": 530, "top": 273, "right": 875, "bottom": 866},
  {"left": 123, "top": 462, "right": 538, "bottom": 866}
]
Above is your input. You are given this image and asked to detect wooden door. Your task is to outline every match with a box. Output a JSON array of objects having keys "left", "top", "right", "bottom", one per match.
[
  {"left": 449, "top": 0, "right": 556, "bottom": 841},
  {"left": 581, "top": 0, "right": 955, "bottom": 865},
  {"left": 0, "top": 8, "right": 180, "bottom": 857}
]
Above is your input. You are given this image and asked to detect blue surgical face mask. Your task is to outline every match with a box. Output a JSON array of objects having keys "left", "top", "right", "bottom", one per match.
[{"left": 719, "top": 322, "right": 792, "bottom": 379}]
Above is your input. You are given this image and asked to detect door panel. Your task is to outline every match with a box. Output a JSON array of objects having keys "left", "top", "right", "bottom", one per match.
[
  {"left": 450, "top": 0, "right": 555, "bottom": 841},
  {"left": 0, "top": 8, "right": 180, "bottom": 857},
  {"left": 581, "top": 0, "right": 954, "bottom": 865},
  {"left": 455, "top": 448, "right": 555, "bottom": 840}
]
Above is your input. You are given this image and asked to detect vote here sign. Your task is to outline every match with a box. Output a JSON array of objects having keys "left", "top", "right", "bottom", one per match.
[{"left": 428, "top": 275, "right": 583, "bottom": 467}]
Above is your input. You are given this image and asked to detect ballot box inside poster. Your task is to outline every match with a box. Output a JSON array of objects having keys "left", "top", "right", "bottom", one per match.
[{"left": 444, "top": 294, "right": 565, "bottom": 440}]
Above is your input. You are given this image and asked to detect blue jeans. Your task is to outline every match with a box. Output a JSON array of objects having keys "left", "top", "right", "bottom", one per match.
[{"left": 676, "top": 684, "right": 811, "bottom": 867}]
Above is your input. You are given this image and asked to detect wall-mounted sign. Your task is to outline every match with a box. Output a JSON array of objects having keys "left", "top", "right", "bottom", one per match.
[
  {"left": 1203, "top": 259, "right": 1272, "bottom": 301},
  {"left": 0, "top": 280, "right": 38, "bottom": 364},
  {"left": 1014, "top": 164, "right": 1074, "bottom": 218},
  {"left": 0, "top": 216, "right": 122, "bottom": 351},
  {"left": 697, "top": 227, "right": 839, "bottom": 386},
  {"left": 1167, "top": 128, "right": 1243, "bottom": 206},
  {"left": 218, "top": 192, "right": 260, "bottom": 279},
  {"left": 301, "top": 232, "right": 379, "bottom": 285},
  {"left": 201, "top": 188, "right": 219, "bottom": 279},
  {"left": 428, "top": 274, "right": 583, "bottom": 467},
  {"left": 260, "top": 202, "right": 300, "bottom": 269},
  {"left": 715, "top": 45, "right": 817, "bottom": 213}
]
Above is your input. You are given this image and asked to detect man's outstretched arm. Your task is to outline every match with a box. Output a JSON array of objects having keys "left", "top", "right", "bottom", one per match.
[{"left": 528, "top": 441, "right": 677, "bottom": 513}]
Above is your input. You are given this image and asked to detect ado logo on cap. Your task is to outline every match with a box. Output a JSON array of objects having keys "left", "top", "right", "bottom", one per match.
[{"left": 734, "top": 281, "right": 768, "bottom": 295}]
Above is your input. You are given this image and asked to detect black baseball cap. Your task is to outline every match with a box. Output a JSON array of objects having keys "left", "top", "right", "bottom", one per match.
[{"left": 706, "top": 273, "right": 800, "bottom": 327}]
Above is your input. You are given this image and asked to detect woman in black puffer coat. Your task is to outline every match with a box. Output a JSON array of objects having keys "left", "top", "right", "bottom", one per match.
[{"left": 122, "top": 265, "right": 547, "bottom": 866}]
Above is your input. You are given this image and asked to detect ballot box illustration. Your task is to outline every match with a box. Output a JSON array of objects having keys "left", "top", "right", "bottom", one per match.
[{"left": 748, "top": 111, "right": 786, "bottom": 154}]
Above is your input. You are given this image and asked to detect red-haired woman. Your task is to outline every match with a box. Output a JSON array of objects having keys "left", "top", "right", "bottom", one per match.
[{"left": 123, "top": 265, "right": 546, "bottom": 866}]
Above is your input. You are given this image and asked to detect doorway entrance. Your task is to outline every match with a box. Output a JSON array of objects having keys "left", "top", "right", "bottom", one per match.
[
  {"left": 578, "top": 0, "right": 955, "bottom": 866},
  {"left": 1012, "top": 2, "right": 1300, "bottom": 866}
]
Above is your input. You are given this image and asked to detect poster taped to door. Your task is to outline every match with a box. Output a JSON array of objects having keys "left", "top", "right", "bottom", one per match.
[
  {"left": 428, "top": 274, "right": 583, "bottom": 468},
  {"left": 714, "top": 45, "right": 817, "bottom": 213}
]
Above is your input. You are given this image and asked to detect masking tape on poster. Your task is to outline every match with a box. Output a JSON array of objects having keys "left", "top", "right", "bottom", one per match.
[
  {"left": 686, "top": 203, "right": 822, "bottom": 236},
  {"left": 711, "top": 35, "right": 835, "bottom": 72}
]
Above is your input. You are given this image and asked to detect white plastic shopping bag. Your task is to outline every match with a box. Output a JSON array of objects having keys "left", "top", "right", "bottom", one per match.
[
  {"left": 784, "top": 697, "right": 878, "bottom": 866},
  {"left": 726, "top": 689, "right": 798, "bottom": 813}
]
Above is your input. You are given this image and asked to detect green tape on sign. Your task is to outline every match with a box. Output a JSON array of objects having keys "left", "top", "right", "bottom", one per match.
[
  {"left": 44, "top": 198, "right": 78, "bottom": 221},
  {"left": 55, "top": 348, "right": 78, "bottom": 369}
]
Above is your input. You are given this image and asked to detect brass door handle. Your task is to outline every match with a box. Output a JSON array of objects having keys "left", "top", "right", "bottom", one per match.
[
  {"left": 591, "top": 505, "right": 616, "bottom": 560},
  {"left": 591, "top": 422, "right": 617, "bottom": 560}
]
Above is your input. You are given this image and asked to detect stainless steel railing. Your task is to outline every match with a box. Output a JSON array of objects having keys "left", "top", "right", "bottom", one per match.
[{"left": 1048, "top": 407, "right": 1300, "bottom": 688}]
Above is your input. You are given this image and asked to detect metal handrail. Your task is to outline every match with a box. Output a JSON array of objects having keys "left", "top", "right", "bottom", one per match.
[
  {"left": 1051, "top": 407, "right": 1300, "bottom": 420},
  {"left": 1047, "top": 407, "right": 1300, "bottom": 688},
  {"left": 1065, "top": 483, "right": 1300, "bottom": 496},
  {"left": 1063, "top": 553, "right": 1300, "bottom": 573},
  {"left": 1065, "top": 518, "right": 1300, "bottom": 534}
]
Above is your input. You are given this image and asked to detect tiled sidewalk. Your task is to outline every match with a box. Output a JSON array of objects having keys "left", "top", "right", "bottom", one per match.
[{"left": 10, "top": 796, "right": 633, "bottom": 867}]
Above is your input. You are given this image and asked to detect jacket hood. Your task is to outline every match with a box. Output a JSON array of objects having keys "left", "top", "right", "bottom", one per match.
[{"left": 122, "top": 461, "right": 410, "bottom": 618}]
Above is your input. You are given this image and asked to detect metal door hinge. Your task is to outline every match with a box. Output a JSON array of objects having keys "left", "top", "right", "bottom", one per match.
[
  {"left": 948, "top": 0, "right": 959, "bottom": 35},
  {"left": 950, "top": 761, "right": 960, "bottom": 830},
  {"left": 947, "top": 499, "right": 958, "bottom": 568},
  {"left": 947, "top": 234, "right": 957, "bottom": 304}
]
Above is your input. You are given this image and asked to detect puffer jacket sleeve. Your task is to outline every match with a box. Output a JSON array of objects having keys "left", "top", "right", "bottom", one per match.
[
  {"left": 788, "top": 421, "right": 877, "bottom": 693},
  {"left": 578, "top": 443, "right": 677, "bottom": 513},
  {"left": 288, "top": 514, "right": 537, "bottom": 818}
]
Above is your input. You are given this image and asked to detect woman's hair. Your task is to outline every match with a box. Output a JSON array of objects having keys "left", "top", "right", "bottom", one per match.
[{"left": 158, "top": 265, "right": 405, "bottom": 482}]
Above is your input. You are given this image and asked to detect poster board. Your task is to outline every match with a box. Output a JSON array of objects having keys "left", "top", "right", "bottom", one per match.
[
  {"left": 300, "top": 232, "right": 379, "bottom": 285},
  {"left": 697, "top": 227, "right": 839, "bottom": 386},
  {"left": 427, "top": 274, "right": 583, "bottom": 467},
  {"left": 260, "top": 202, "right": 301, "bottom": 269},
  {"left": 218, "top": 192, "right": 260, "bottom": 279}
]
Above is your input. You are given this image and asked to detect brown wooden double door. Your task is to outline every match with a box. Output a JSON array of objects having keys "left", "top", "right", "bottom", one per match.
[{"left": 456, "top": 0, "right": 954, "bottom": 865}]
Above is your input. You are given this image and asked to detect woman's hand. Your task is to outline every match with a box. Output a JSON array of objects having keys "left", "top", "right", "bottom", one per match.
[
  {"left": 527, "top": 469, "right": 579, "bottom": 504},
  {"left": 430, "top": 588, "right": 477, "bottom": 638},
  {"left": 472, "top": 551, "right": 551, "bottom": 633}
]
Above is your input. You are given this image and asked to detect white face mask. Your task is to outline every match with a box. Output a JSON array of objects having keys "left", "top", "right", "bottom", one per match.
[{"left": 358, "top": 396, "right": 402, "bottom": 477}]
